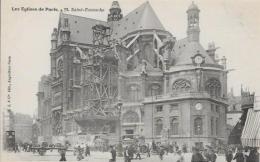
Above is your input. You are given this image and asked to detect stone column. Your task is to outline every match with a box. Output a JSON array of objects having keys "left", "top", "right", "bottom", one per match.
[
  {"left": 118, "top": 74, "right": 123, "bottom": 100},
  {"left": 141, "top": 73, "right": 147, "bottom": 98},
  {"left": 164, "top": 75, "right": 169, "bottom": 95}
]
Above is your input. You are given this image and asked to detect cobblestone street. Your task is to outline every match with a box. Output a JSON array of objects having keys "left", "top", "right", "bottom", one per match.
[{"left": 1, "top": 150, "right": 230, "bottom": 162}]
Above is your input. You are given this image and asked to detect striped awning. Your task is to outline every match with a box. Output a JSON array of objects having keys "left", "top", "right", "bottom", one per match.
[{"left": 241, "top": 108, "right": 260, "bottom": 147}]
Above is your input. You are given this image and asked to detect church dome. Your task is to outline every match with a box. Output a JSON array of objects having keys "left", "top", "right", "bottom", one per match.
[{"left": 111, "top": 1, "right": 121, "bottom": 10}]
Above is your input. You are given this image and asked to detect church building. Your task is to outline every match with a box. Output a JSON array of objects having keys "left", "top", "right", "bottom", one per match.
[{"left": 38, "top": 1, "right": 228, "bottom": 149}]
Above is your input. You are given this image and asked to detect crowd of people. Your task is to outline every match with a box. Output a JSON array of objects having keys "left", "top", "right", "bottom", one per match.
[
  {"left": 190, "top": 146, "right": 259, "bottom": 162},
  {"left": 5, "top": 141, "right": 260, "bottom": 162},
  {"left": 5, "top": 142, "right": 34, "bottom": 153}
]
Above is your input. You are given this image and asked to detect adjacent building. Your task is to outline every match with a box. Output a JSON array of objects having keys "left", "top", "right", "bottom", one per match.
[
  {"left": 228, "top": 89, "right": 255, "bottom": 144},
  {"left": 37, "top": 75, "right": 52, "bottom": 143},
  {"left": 2, "top": 109, "right": 15, "bottom": 149},
  {"left": 14, "top": 113, "right": 33, "bottom": 143},
  {"left": 226, "top": 89, "right": 243, "bottom": 136},
  {"left": 38, "top": 1, "right": 228, "bottom": 149}
]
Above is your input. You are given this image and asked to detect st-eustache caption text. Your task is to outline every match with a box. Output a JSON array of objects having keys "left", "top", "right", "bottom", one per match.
[{"left": 11, "top": 7, "right": 105, "bottom": 12}]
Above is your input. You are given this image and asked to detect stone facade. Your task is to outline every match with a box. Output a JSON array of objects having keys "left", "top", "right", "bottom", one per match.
[{"left": 37, "top": 1, "right": 228, "bottom": 149}]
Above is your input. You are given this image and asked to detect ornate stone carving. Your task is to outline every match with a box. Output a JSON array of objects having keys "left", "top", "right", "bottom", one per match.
[
  {"left": 205, "top": 78, "right": 221, "bottom": 97},
  {"left": 122, "top": 111, "right": 139, "bottom": 123},
  {"left": 141, "top": 59, "right": 147, "bottom": 75},
  {"left": 52, "top": 110, "right": 63, "bottom": 135},
  {"left": 150, "top": 83, "right": 162, "bottom": 96},
  {"left": 172, "top": 79, "right": 191, "bottom": 91},
  {"left": 57, "top": 59, "right": 63, "bottom": 78}
]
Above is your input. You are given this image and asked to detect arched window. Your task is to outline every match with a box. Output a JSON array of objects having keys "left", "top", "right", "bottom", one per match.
[
  {"left": 205, "top": 78, "right": 221, "bottom": 97},
  {"left": 172, "top": 79, "right": 191, "bottom": 92},
  {"left": 155, "top": 119, "right": 163, "bottom": 136},
  {"left": 128, "top": 84, "right": 141, "bottom": 101},
  {"left": 122, "top": 111, "right": 139, "bottom": 123},
  {"left": 170, "top": 118, "right": 179, "bottom": 135},
  {"left": 194, "top": 117, "right": 203, "bottom": 135}
]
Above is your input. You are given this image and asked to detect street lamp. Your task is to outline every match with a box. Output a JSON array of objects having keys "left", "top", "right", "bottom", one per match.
[{"left": 116, "top": 100, "right": 123, "bottom": 157}]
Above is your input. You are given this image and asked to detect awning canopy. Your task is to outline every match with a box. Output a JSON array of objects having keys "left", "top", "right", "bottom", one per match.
[{"left": 241, "top": 108, "right": 260, "bottom": 147}]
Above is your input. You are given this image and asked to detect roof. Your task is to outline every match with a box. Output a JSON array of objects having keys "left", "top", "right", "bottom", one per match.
[
  {"left": 58, "top": 2, "right": 165, "bottom": 44},
  {"left": 188, "top": 2, "right": 199, "bottom": 11},
  {"left": 110, "top": 1, "right": 121, "bottom": 11},
  {"left": 59, "top": 12, "right": 107, "bottom": 45},
  {"left": 111, "top": 1, "right": 165, "bottom": 39},
  {"left": 241, "top": 108, "right": 260, "bottom": 147},
  {"left": 172, "top": 38, "right": 215, "bottom": 66}
]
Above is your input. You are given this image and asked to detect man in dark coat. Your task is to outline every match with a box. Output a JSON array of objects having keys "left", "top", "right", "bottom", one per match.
[
  {"left": 109, "top": 146, "right": 116, "bottom": 162},
  {"left": 59, "top": 148, "right": 66, "bottom": 161},
  {"left": 203, "top": 149, "right": 210, "bottom": 162},
  {"left": 225, "top": 150, "right": 233, "bottom": 162},
  {"left": 248, "top": 148, "right": 259, "bottom": 162},
  {"left": 209, "top": 149, "right": 217, "bottom": 162},
  {"left": 124, "top": 146, "right": 130, "bottom": 162},
  {"left": 233, "top": 149, "right": 245, "bottom": 162},
  {"left": 191, "top": 147, "right": 205, "bottom": 162},
  {"left": 85, "top": 144, "right": 90, "bottom": 157},
  {"left": 135, "top": 146, "right": 141, "bottom": 160}
]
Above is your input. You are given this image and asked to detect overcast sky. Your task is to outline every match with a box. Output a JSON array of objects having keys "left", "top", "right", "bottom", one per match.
[{"left": 1, "top": 0, "right": 260, "bottom": 116}]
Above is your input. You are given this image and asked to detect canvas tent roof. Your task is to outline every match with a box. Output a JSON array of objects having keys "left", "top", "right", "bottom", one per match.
[{"left": 241, "top": 96, "right": 260, "bottom": 147}]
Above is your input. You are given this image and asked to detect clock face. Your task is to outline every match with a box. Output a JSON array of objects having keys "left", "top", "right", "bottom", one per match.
[
  {"left": 194, "top": 55, "right": 203, "bottom": 64},
  {"left": 195, "top": 103, "right": 203, "bottom": 110}
]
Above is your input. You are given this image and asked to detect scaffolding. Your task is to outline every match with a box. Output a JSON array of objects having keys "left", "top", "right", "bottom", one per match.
[
  {"left": 92, "top": 23, "right": 111, "bottom": 46},
  {"left": 73, "top": 23, "right": 118, "bottom": 125}
]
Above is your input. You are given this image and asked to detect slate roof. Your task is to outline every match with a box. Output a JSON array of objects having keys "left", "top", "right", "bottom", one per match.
[
  {"left": 59, "top": 12, "right": 107, "bottom": 45},
  {"left": 58, "top": 2, "right": 217, "bottom": 67},
  {"left": 58, "top": 2, "right": 164, "bottom": 44},
  {"left": 173, "top": 38, "right": 215, "bottom": 66},
  {"left": 111, "top": 1, "right": 165, "bottom": 39}
]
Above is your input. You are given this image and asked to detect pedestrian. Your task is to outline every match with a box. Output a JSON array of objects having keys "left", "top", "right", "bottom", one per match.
[
  {"left": 14, "top": 143, "right": 19, "bottom": 153},
  {"left": 248, "top": 148, "right": 259, "bottom": 162},
  {"left": 233, "top": 148, "right": 245, "bottom": 162},
  {"left": 74, "top": 143, "right": 78, "bottom": 156},
  {"left": 77, "top": 145, "right": 84, "bottom": 161},
  {"left": 209, "top": 149, "right": 217, "bottom": 162},
  {"left": 244, "top": 148, "right": 250, "bottom": 162},
  {"left": 176, "top": 145, "right": 179, "bottom": 152},
  {"left": 159, "top": 147, "right": 164, "bottom": 160},
  {"left": 27, "top": 144, "right": 30, "bottom": 152},
  {"left": 191, "top": 147, "right": 205, "bottom": 162},
  {"left": 146, "top": 145, "right": 151, "bottom": 157},
  {"left": 203, "top": 149, "right": 210, "bottom": 162},
  {"left": 176, "top": 150, "right": 184, "bottom": 162},
  {"left": 182, "top": 144, "right": 187, "bottom": 153},
  {"left": 124, "top": 146, "right": 130, "bottom": 162},
  {"left": 135, "top": 145, "right": 141, "bottom": 160},
  {"left": 225, "top": 150, "right": 233, "bottom": 162},
  {"left": 255, "top": 148, "right": 260, "bottom": 162},
  {"left": 59, "top": 148, "right": 66, "bottom": 161},
  {"left": 109, "top": 146, "right": 117, "bottom": 162},
  {"left": 85, "top": 144, "right": 90, "bottom": 157},
  {"left": 152, "top": 141, "right": 156, "bottom": 152}
]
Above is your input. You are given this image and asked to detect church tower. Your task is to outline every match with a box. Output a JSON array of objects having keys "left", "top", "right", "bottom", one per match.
[
  {"left": 187, "top": 2, "right": 200, "bottom": 42},
  {"left": 107, "top": 1, "right": 123, "bottom": 22}
]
